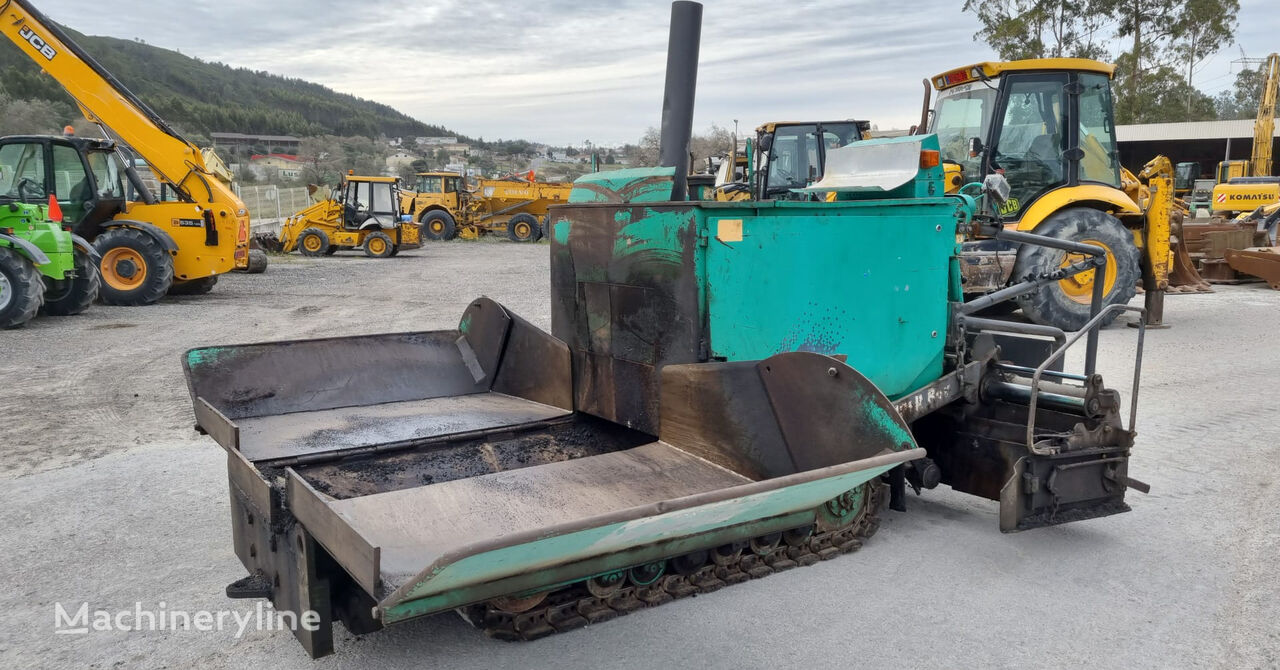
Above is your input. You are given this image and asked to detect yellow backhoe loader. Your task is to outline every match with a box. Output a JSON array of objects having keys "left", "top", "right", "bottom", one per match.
[
  {"left": 0, "top": 0, "right": 257, "bottom": 303},
  {"left": 928, "top": 58, "right": 1202, "bottom": 329},
  {"left": 266, "top": 175, "right": 420, "bottom": 258}
]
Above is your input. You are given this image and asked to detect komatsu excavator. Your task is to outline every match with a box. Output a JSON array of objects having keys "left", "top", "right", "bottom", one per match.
[
  {"left": 0, "top": 0, "right": 256, "bottom": 304},
  {"left": 1210, "top": 53, "right": 1279, "bottom": 216}
]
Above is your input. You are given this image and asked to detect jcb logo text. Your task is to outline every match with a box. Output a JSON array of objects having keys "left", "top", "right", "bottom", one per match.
[{"left": 19, "top": 26, "right": 55, "bottom": 60}]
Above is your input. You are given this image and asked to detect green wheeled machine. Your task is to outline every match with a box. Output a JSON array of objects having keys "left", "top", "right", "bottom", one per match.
[
  {"left": 0, "top": 199, "right": 100, "bottom": 328},
  {"left": 182, "top": 3, "right": 1149, "bottom": 657}
]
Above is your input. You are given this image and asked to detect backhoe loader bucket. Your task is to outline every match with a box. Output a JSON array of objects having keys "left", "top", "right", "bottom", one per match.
[{"left": 185, "top": 297, "right": 921, "bottom": 656}]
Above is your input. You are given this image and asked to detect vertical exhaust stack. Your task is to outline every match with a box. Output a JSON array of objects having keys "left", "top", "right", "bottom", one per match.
[{"left": 658, "top": 1, "right": 702, "bottom": 201}]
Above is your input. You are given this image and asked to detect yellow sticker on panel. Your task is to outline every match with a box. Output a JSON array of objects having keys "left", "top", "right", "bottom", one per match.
[{"left": 717, "top": 219, "right": 743, "bottom": 242}]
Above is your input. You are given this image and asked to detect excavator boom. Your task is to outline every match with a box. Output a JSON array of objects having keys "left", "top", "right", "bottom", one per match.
[{"left": 1252, "top": 54, "right": 1278, "bottom": 178}]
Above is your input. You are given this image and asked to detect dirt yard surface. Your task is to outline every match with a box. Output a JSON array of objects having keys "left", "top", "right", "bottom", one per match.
[{"left": 2, "top": 243, "right": 1278, "bottom": 669}]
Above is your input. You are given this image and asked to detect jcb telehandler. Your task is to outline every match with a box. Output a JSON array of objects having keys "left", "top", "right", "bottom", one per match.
[
  {"left": 0, "top": 0, "right": 258, "bottom": 304},
  {"left": 184, "top": 2, "right": 1149, "bottom": 657}
]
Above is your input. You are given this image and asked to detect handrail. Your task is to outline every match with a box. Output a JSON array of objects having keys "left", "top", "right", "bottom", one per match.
[{"left": 1024, "top": 303, "right": 1146, "bottom": 453}]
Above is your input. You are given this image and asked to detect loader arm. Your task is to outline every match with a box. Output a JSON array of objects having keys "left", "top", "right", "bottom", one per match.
[{"left": 0, "top": 0, "right": 246, "bottom": 220}]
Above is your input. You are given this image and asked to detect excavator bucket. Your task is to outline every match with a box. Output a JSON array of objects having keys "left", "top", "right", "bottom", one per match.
[
  {"left": 184, "top": 298, "right": 921, "bottom": 654},
  {"left": 1168, "top": 235, "right": 1212, "bottom": 292},
  {"left": 1225, "top": 248, "right": 1280, "bottom": 289}
]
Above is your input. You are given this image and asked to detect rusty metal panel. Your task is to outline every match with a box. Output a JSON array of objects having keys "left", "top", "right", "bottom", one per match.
[
  {"left": 457, "top": 298, "right": 512, "bottom": 385},
  {"left": 286, "top": 470, "right": 383, "bottom": 597},
  {"left": 491, "top": 309, "right": 573, "bottom": 411},
  {"left": 234, "top": 393, "right": 571, "bottom": 463},
  {"left": 1225, "top": 248, "right": 1280, "bottom": 289},
  {"left": 184, "top": 331, "right": 488, "bottom": 423},
  {"left": 659, "top": 360, "right": 796, "bottom": 480},
  {"left": 758, "top": 352, "right": 916, "bottom": 470},
  {"left": 550, "top": 203, "right": 706, "bottom": 434},
  {"left": 194, "top": 397, "right": 239, "bottom": 451}
]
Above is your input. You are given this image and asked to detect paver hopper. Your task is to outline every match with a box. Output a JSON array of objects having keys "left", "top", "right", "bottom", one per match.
[{"left": 183, "top": 2, "right": 1147, "bottom": 657}]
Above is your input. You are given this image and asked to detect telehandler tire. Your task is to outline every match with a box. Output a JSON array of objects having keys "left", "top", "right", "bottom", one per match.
[
  {"left": 243, "top": 248, "right": 269, "bottom": 274},
  {"left": 41, "top": 246, "right": 100, "bottom": 316},
  {"left": 363, "top": 231, "right": 395, "bottom": 258},
  {"left": 420, "top": 211, "right": 457, "bottom": 241},
  {"left": 507, "top": 213, "right": 541, "bottom": 242},
  {"left": 0, "top": 247, "right": 43, "bottom": 328},
  {"left": 1013, "top": 208, "right": 1140, "bottom": 331},
  {"left": 298, "top": 228, "right": 330, "bottom": 257},
  {"left": 94, "top": 227, "right": 174, "bottom": 306},
  {"left": 168, "top": 276, "right": 218, "bottom": 295}
]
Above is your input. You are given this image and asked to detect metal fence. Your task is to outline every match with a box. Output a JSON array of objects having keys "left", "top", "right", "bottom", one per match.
[{"left": 235, "top": 184, "right": 312, "bottom": 232}]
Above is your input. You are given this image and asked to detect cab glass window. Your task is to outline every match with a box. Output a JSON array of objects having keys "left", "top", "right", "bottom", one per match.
[
  {"left": 370, "top": 183, "right": 394, "bottom": 214},
  {"left": 85, "top": 151, "right": 125, "bottom": 198},
  {"left": 1077, "top": 73, "right": 1121, "bottom": 187},
  {"left": 418, "top": 175, "right": 442, "bottom": 193},
  {"left": 765, "top": 124, "right": 817, "bottom": 194},
  {"left": 0, "top": 143, "right": 47, "bottom": 200},
  {"left": 933, "top": 85, "right": 997, "bottom": 177},
  {"left": 52, "top": 144, "right": 91, "bottom": 203},
  {"left": 993, "top": 74, "right": 1067, "bottom": 215}
]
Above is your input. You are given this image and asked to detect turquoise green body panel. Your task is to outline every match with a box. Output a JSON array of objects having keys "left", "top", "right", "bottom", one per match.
[
  {"left": 382, "top": 459, "right": 902, "bottom": 622},
  {"left": 703, "top": 198, "right": 963, "bottom": 398},
  {"left": 569, "top": 166, "right": 677, "bottom": 204},
  {"left": 0, "top": 202, "right": 74, "bottom": 279}
]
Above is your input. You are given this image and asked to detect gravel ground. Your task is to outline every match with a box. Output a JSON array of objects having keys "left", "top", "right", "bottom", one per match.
[{"left": 1, "top": 243, "right": 1278, "bottom": 669}]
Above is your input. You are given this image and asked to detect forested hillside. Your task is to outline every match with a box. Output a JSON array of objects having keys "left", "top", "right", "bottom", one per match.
[{"left": 0, "top": 24, "right": 458, "bottom": 141}]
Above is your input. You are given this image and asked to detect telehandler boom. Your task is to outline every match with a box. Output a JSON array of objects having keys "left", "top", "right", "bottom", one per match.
[{"left": 0, "top": 0, "right": 256, "bottom": 303}]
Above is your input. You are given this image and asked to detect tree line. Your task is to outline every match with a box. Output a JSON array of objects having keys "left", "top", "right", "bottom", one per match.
[
  {"left": 963, "top": 0, "right": 1264, "bottom": 124},
  {"left": 0, "top": 25, "right": 464, "bottom": 142}
]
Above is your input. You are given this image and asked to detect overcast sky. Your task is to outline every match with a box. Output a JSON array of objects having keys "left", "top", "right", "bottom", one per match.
[{"left": 34, "top": 0, "right": 1280, "bottom": 146}]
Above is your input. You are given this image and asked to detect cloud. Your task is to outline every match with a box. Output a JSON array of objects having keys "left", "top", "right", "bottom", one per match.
[{"left": 33, "top": 0, "right": 1280, "bottom": 145}]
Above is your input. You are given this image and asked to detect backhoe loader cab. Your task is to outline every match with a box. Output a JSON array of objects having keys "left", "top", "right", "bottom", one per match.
[
  {"left": 929, "top": 59, "right": 1144, "bottom": 331},
  {"left": 754, "top": 120, "right": 867, "bottom": 200}
]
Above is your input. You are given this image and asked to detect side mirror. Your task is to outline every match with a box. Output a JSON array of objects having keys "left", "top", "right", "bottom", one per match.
[
  {"left": 983, "top": 173, "right": 1010, "bottom": 205},
  {"left": 968, "top": 137, "right": 984, "bottom": 157},
  {"left": 758, "top": 133, "right": 774, "bottom": 152}
]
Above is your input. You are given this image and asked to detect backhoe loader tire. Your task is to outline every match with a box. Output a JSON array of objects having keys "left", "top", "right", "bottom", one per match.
[
  {"left": 324, "top": 247, "right": 339, "bottom": 256},
  {"left": 298, "top": 228, "right": 330, "bottom": 257},
  {"left": 94, "top": 227, "right": 174, "bottom": 306},
  {"left": 41, "top": 246, "right": 100, "bottom": 316},
  {"left": 507, "top": 213, "right": 541, "bottom": 242},
  {"left": 243, "top": 248, "right": 269, "bottom": 274},
  {"left": 168, "top": 276, "right": 218, "bottom": 295},
  {"left": 1013, "top": 208, "right": 1140, "bottom": 331},
  {"left": 363, "top": 231, "right": 395, "bottom": 258},
  {"left": 420, "top": 211, "right": 457, "bottom": 241},
  {"left": 0, "top": 247, "right": 43, "bottom": 328}
]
